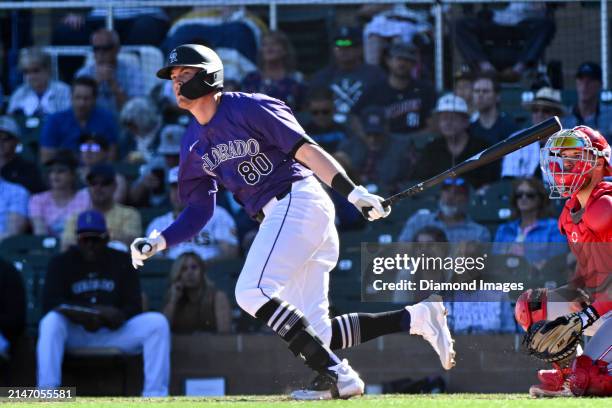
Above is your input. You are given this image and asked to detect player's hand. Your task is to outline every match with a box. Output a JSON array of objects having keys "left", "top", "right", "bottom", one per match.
[
  {"left": 130, "top": 229, "right": 166, "bottom": 269},
  {"left": 347, "top": 185, "right": 391, "bottom": 221}
]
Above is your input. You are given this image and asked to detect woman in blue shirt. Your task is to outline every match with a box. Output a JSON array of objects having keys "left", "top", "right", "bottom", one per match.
[{"left": 493, "top": 177, "right": 567, "bottom": 268}]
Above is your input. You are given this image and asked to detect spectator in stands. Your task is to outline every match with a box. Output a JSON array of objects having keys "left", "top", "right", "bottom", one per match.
[
  {"left": 29, "top": 151, "right": 90, "bottom": 238},
  {"left": 454, "top": 2, "right": 555, "bottom": 81},
  {"left": 310, "top": 26, "right": 386, "bottom": 124},
  {"left": 501, "top": 87, "right": 565, "bottom": 178},
  {"left": 76, "top": 29, "right": 145, "bottom": 115},
  {"left": 62, "top": 164, "right": 141, "bottom": 251},
  {"left": 453, "top": 66, "right": 476, "bottom": 118},
  {"left": 357, "top": 40, "right": 435, "bottom": 135},
  {"left": 240, "top": 30, "right": 306, "bottom": 112},
  {"left": 39, "top": 76, "right": 119, "bottom": 164},
  {"left": 493, "top": 178, "right": 567, "bottom": 268},
  {"left": 147, "top": 167, "right": 239, "bottom": 262},
  {"left": 562, "top": 62, "right": 612, "bottom": 142},
  {"left": 0, "top": 176, "right": 29, "bottom": 242},
  {"left": 303, "top": 88, "right": 349, "bottom": 154},
  {"left": 78, "top": 133, "right": 128, "bottom": 204},
  {"left": 162, "top": 252, "right": 232, "bottom": 333},
  {"left": 161, "top": 6, "right": 265, "bottom": 65},
  {"left": 127, "top": 124, "right": 183, "bottom": 208},
  {"left": 340, "top": 106, "right": 416, "bottom": 193},
  {"left": 53, "top": 6, "right": 168, "bottom": 47},
  {"left": 469, "top": 72, "right": 517, "bottom": 145},
  {"left": 37, "top": 210, "right": 170, "bottom": 396},
  {"left": 8, "top": 47, "right": 71, "bottom": 118},
  {"left": 398, "top": 177, "right": 490, "bottom": 244},
  {"left": 119, "top": 97, "right": 162, "bottom": 164},
  {"left": 0, "top": 115, "right": 45, "bottom": 193},
  {"left": 360, "top": 4, "right": 433, "bottom": 69},
  {"left": 412, "top": 94, "right": 499, "bottom": 189},
  {"left": 0, "top": 258, "right": 26, "bottom": 369}
]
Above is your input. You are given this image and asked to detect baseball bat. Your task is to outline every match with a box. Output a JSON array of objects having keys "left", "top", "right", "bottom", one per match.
[
  {"left": 362, "top": 116, "right": 561, "bottom": 217},
  {"left": 137, "top": 242, "right": 152, "bottom": 254}
]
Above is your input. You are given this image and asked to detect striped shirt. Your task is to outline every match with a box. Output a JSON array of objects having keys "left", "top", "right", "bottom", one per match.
[{"left": 8, "top": 80, "right": 71, "bottom": 117}]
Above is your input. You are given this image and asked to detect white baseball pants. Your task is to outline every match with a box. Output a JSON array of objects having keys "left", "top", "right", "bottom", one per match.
[
  {"left": 235, "top": 176, "right": 339, "bottom": 346},
  {"left": 36, "top": 311, "right": 170, "bottom": 397}
]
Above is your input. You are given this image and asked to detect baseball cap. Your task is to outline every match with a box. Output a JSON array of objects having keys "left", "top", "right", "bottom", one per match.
[
  {"left": 168, "top": 166, "right": 179, "bottom": 184},
  {"left": 576, "top": 62, "right": 602, "bottom": 81},
  {"left": 388, "top": 41, "right": 418, "bottom": 62},
  {"left": 0, "top": 115, "right": 21, "bottom": 139},
  {"left": 333, "top": 26, "right": 362, "bottom": 48},
  {"left": 76, "top": 210, "right": 107, "bottom": 235},
  {"left": 433, "top": 94, "right": 469, "bottom": 116},
  {"left": 361, "top": 106, "right": 386, "bottom": 134},
  {"left": 522, "top": 87, "right": 565, "bottom": 114},
  {"left": 158, "top": 124, "right": 185, "bottom": 155},
  {"left": 86, "top": 163, "right": 116, "bottom": 184},
  {"left": 44, "top": 150, "right": 79, "bottom": 170}
]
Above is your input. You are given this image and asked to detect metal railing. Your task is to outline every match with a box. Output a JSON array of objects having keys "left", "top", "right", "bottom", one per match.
[{"left": 0, "top": 0, "right": 609, "bottom": 91}]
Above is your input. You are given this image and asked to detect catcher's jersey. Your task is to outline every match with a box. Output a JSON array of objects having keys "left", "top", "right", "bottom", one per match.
[
  {"left": 559, "top": 182, "right": 612, "bottom": 295},
  {"left": 178, "top": 92, "right": 312, "bottom": 217}
]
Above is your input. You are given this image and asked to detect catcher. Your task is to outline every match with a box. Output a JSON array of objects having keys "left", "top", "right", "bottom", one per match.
[{"left": 518, "top": 125, "right": 612, "bottom": 397}]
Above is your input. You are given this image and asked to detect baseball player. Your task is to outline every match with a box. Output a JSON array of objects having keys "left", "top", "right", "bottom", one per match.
[
  {"left": 130, "top": 44, "right": 455, "bottom": 400},
  {"left": 518, "top": 125, "right": 612, "bottom": 397}
]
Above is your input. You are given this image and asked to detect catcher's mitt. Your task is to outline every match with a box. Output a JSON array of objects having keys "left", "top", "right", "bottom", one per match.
[{"left": 522, "top": 316, "right": 582, "bottom": 363}]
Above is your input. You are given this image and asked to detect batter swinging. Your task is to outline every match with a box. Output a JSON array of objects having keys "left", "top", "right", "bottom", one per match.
[{"left": 130, "top": 44, "right": 455, "bottom": 400}]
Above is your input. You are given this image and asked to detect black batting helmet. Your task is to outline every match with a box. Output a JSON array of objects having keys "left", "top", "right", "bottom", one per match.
[{"left": 157, "top": 44, "right": 224, "bottom": 99}]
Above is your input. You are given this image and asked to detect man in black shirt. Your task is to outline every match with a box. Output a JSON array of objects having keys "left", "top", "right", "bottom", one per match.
[
  {"left": 413, "top": 94, "right": 499, "bottom": 189},
  {"left": 358, "top": 41, "right": 435, "bottom": 135},
  {"left": 36, "top": 210, "right": 170, "bottom": 396},
  {"left": 0, "top": 115, "right": 45, "bottom": 193}
]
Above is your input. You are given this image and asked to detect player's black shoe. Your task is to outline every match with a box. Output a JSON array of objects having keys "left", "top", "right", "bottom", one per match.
[{"left": 290, "top": 359, "right": 364, "bottom": 400}]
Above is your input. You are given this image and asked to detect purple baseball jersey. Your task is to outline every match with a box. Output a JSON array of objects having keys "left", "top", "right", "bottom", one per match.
[{"left": 178, "top": 92, "right": 313, "bottom": 217}]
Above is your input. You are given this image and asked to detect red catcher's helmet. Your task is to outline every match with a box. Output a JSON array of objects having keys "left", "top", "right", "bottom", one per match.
[
  {"left": 515, "top": 288, "right": 548, "bottom": 331},
  {"left": 540, "top": 126, "right": 612, "bottom": 198}
]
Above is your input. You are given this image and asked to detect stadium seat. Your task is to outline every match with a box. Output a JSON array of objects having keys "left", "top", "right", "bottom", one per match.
[
  {"left": 0, "top": 234, "right": 59, "bottom": 257},
  {"left": 139, "top": 207, "right": 172, "bottom": 231},
  {"left": 139, "top": 258, "right": 173, "bottom": 311}
]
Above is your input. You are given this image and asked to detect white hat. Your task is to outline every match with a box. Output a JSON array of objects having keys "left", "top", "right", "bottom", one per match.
[
  {"left": 167, "top": 166, "right": 179, "bottom": 184},
  {"left": 433, "top": 94, "right": 469, "bottom": 115},
  {"left": 522, "top": 87, "right": 565, "bottom": 114},
  {"left": 158, "top": 124, "right": 185, "bottom": 155}
]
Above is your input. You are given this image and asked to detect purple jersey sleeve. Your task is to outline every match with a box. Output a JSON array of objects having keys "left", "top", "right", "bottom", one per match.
[
  {"left": 244, "top": 94, "right": 314, "bottom": 155},
  {"left": 161, "top": 137, "right": 219, "bottom": 247}
]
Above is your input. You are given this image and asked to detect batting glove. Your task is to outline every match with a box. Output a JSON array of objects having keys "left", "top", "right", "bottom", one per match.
[
  {"left": 130, "top": 229, "right": 166, "bottom": 269},
  {"left": 348, "top": 185, "right": 391, "bottom": 221}
]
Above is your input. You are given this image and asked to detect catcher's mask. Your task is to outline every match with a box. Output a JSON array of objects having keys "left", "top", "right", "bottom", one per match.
[
  {"left": 157, "top": 44, "right": 224, "bottom": 100},
  {"left": 540, "top": 126, "right": 611, "bottom": 199},
  {"left": 515, "top": 288, "right": 548, "bottom": 331}
]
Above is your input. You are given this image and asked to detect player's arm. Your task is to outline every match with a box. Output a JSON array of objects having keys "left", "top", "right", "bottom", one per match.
[
  {"left": 295, "top": 143, "right": 391, "bottom": 220},
  {"left": 582, "top": 194, "right": 612, "bottom": 232}
]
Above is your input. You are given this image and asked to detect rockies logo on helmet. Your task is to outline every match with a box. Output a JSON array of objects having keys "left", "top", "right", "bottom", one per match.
[{"left": 156, "top": 44, "right": 224, "bottom": 99}]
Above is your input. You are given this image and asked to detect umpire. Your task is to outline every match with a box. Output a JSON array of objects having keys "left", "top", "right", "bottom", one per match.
[{"left": 36, "top": 210, "right": 170, "bottom": 396}]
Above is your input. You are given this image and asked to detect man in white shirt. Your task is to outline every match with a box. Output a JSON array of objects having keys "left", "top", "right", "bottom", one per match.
[
  {"left": 501, "top": 87, "right": 565, "bottom": 178},
  {"left": 146, "top": 167, "right": 239, "bottom": 261},
  {"left": 8, "top": 47, "right": 71, "bottom": 117}
]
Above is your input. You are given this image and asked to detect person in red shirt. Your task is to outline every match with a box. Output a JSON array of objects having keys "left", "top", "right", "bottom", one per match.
[{"left": 519, "top": 125, "right": 612, "bottom": 397}]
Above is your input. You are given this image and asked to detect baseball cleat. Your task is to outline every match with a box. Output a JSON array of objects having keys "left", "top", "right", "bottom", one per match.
[
  {"left": 406, "top": 294, "right": 456, "bottom": 370},
  {"left": 291, "top": 359, "right": 364, "bottom": 400}
]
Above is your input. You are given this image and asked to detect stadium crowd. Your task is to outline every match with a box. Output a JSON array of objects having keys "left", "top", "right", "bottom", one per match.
[{"left": 0, "top": 1, "right": 608, "bottom": 394}]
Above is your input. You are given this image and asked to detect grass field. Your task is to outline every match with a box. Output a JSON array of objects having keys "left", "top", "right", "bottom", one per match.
[{"left": 8, "top": 394, "right": 611, "bottom": 408}]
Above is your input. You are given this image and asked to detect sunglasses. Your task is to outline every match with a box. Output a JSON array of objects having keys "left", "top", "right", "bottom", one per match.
[
  {"left": 22, "top": 66, "right": 43, "bottom": 74},
  {"left": 88, "top": 179, "right": 114, "bottom": 187},
  {"left": 310, "top": 109, "right": 332, "bottom": 116},
  {"left": 516, "top": 191, "right": 537, "bottom": 199},
  {"left": 532, "top": 107, "right": 556, "bottom": 115},
  {"left": 443, "top": 177, "right": 467, "bottom": 186},
  {"left": 80, "top": 143, "right": 102, "bottom": 153},
  {"left": 93, "top": 44, "right": 115, "bottom": 52}
]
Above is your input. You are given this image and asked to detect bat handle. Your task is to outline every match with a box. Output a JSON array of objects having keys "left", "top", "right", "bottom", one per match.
[{"left": 137, "top": 242, "right": 152, "bottom": 254}]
